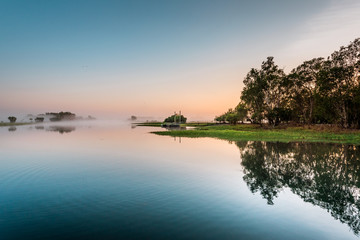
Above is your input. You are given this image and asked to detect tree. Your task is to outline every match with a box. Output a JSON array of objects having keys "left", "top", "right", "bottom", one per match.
[
  {"left": 214, "top": 105, "right": 247, "bottom": 125},
  {"left": 214, "top": 114, "right": 226, "bottom": 123},
  {"left": 225, "top": 111, "right": 241, "bottom": 124},
  {"left": 261, "top": 57, "right": 287, "bottom": 126},
  {"left": 8, "top": 116, "right": 16, "bottom": 123},
  {"left": 217, "top": 37, "right": 360, "bottom": 128},
  {"left": 241, "top": 57, "right": 286, "bottom": 126},
  {"left": 164, "top": 114, "right": 187, "bottom": 123},
  {"left": 241, "top": 68, "right": 265, "bottom": 124},
  {"left": 35, "top": 117, "right": 44, "bottom": 122},
  {"left": 48, "top": 112, "right": 76, "bottom": 122},
  {"left": 327, "top": 38, "right": 360, "bottom": 128},
  {"left": 235, "top": 102, "right": 248, "bottom": 123},
  {"left": 288, "top": 57, "right": 324, "bottom": 124}
]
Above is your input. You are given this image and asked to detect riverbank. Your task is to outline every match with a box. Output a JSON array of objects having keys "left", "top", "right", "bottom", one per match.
[
  {"left": 140, "top": 123, "right": 360, "bottom": 145},
  {"left": 0, "top": 122, "right": 32, "bottom": 127}
]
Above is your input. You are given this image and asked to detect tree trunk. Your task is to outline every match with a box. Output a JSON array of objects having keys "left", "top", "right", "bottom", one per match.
[
  {"left": 308, "top": 97, "right": 313, "bottom": 124},
  {"left": 341, "top": 101, "right": 349, "bottom": 128}
]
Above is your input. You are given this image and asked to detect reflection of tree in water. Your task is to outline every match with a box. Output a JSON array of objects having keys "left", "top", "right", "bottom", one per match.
[
  {"left": 236, "top": 141, "right": 360, "bottom": 235},
  {"left": 8, "top": 126, "right": 17, "bottom": 132},
  {"left": 46, "top": 126, "right": 76, "bottom": 134}
]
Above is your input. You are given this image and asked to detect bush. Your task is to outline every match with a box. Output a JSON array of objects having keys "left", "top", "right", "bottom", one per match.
[
  {"left": 164, "top": 114, "right": 187, "bottom": 123},
  {"left": 8, "top": 116, "right": 16, "bottom": 123}
]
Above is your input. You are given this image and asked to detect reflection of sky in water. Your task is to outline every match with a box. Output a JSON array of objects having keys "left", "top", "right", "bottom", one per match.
[{"left": 0, "top": 122, "right": 357, "bottom": 239}]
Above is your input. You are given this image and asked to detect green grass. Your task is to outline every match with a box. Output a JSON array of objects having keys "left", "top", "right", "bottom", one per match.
[
  {"left": 149, "top": 124, "right": 360, "bottom": 145},
  {"left": 0, "top": 122, "right": 32, "bottom": 127},
  {"left": 135, "top": 122, "right": 216, "bottom": 128},
  {"left": 182, "top": 122, "right": 218, "bottom": 127}
]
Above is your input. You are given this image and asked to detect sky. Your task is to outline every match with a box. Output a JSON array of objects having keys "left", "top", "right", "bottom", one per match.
[{"left": 1, "top": 0, "right": 360, "bottom": 121}]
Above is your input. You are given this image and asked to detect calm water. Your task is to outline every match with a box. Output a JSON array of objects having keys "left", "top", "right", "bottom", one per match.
[{"left": 0, "top": 122, "right": 359, "bottom": 239}]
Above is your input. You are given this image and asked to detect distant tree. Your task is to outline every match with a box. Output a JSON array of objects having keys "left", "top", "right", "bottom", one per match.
[
  {"left": 131, "top": 115, "right": 137, "bottom": 120},
  {"left": 48, "top": 111, "right": 76, "bottom": 121},
  {"left": 50, "top": 117, "right": 61, "bottom": 122},
  {"left": 8, "top": 116, "right": 16, "bottom": 123},
  {"left": 35, "top": 117, "right": 44, "bottom": 122},
  {"left": 164, "top": 114, "right": 187, "bottom": 123}
]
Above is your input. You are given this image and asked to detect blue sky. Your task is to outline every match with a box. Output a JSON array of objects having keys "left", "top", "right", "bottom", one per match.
[{"left": 1, "top": 0, "right": 359, "bottom": 121}]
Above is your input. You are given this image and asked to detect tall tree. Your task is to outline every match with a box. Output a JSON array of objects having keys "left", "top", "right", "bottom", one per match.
[
  {"left": 288, "top": 57, "right": 324, "bottom": 124},
  {"left": 241, "top": 68, "right": 265, "bottom": 124},
  {"left": 322, "top": 38, "right": 360, "bottom": 128},
  {"left": 241, "top": 57, "right": 285, "bottom": 126}
]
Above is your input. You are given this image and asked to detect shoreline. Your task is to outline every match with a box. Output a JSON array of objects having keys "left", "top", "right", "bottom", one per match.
[
  {"left": 138, "top": 122, "right": 360, "bottom": 145},
  {"left": 0, "top": 122, "right": 33, "bottom": 127}
]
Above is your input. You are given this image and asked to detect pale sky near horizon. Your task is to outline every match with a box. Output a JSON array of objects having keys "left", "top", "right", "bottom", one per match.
[{"left": 1, "top": 0, "right": 360, "bottom": 121}]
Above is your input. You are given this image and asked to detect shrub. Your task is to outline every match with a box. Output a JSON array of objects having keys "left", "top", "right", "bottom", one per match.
[{"left": 8, "top": 116, "right": 16, "bottom": 123}]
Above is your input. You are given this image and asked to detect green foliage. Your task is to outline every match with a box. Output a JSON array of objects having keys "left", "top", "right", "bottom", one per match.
[
  {"left": 215, "top": 103, "right": 248, "bottom": 124},
  {"left": 152, "top": 125, "right": 360, "bottom": 145},
  {"left": 241, "top": 68, "right": 265, "bottom": 124},
  {"left": 218, "top": 37, "right": 360, "bottom": 129},
  {"left": 225, "top": 112, "right": 240, "bottom": 124},
  {"left": 241, "top": 57, "right": 286, "bottom": 126},
  {"left": 8, "top": 116, "right": 16, "bottom": 123},
  {"left": 235, "top": 102, "right": 248, "bottom": 121},
  {"left": 288, "top": 57, "right": 324, "bottom": 124},
  {"left": 164, "top": 114, "right": 187, "bottom": 123},
  {"left": 214, "top": 114, "right": 226, "bottom": 123}
]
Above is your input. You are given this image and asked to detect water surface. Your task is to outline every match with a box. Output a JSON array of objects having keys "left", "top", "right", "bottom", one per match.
[{"left": 0, "top": 122, "right": 359, "bottom": 239}]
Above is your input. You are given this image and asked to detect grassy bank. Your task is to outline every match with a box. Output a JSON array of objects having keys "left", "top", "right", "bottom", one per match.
[
  {"left": 146, "top": 123, "right": 360, "bottom": 145},
  {"left": 135, "top": 122, "right": 217, "bottom": 127},
  {"left": 0, "top": 122, "right": 32, "bottom": 127}
]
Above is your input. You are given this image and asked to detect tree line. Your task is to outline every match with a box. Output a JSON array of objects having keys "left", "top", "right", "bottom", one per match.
[{"left": 216, "top": 38, "right": 360, "bottom": 128}]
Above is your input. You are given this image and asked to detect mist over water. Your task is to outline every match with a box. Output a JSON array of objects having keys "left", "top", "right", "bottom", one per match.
[{"left": 0, "top": 122, "right": 359, "bottom": 239}]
